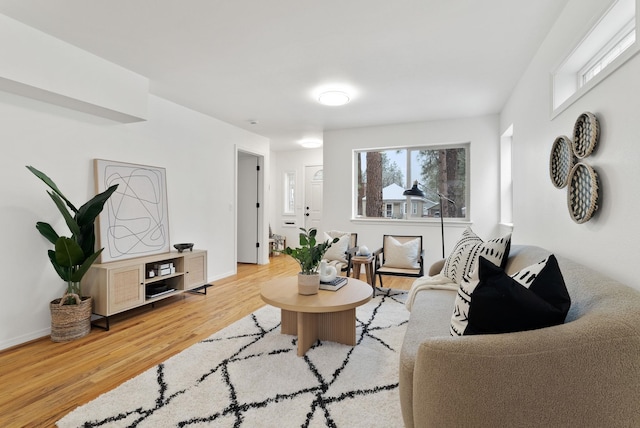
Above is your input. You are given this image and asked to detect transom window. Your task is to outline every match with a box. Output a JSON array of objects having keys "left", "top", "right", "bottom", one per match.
[
  {"left": 552, "top": 0, "right": 638, "bottom": 115},
  {"left": 354, "top": 144, "right": 469, "bottom": 220}
]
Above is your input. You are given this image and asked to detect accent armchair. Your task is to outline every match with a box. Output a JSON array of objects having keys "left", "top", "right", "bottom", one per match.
[{"left": 373, "top": 235, "right": 424, "bottom": 287}]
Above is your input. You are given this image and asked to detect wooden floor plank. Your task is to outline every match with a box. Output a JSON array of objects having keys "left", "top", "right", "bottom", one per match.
[{"left": 0, "top": 255, "right": 415, "bottom": 427}]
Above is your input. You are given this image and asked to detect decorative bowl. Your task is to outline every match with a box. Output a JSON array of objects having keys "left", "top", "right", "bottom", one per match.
[{"left": 174, "top": 243, "right": 194, "bottom": 253}]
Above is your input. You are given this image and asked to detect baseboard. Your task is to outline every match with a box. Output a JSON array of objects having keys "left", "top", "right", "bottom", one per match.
[{"left": 0, "top": 327, "right": 50, "bottom": 352}]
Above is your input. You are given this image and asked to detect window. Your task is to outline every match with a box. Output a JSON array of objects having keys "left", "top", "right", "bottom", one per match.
[
  {"left": 354, "top": 144, "right": 469, "bottom": 220},
  {"left": 580, "top": 21, "right": 636, "bottom": 85},
  {"left": 552, "top": 0, "right": 638, "bottom": 115},
  {"left": 283, "top": 171, "right": 295, "bottom": 215},
  {"left": 385, "top": 203, "right": 393, "bottom": 217},
  {"left": 500, "top": 126, "right": 513, "bottom": 225}
]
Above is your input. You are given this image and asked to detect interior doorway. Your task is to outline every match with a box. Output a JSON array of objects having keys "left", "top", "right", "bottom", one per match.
[{"left": 237, "top": 151, "right": 263, "bottom": 264}]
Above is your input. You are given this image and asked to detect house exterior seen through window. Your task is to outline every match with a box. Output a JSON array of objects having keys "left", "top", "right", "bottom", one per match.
[{"left": 354, "top": 144, "right": 469, "bottom": 220}]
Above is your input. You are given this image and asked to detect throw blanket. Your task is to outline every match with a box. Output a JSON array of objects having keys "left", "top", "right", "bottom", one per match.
[{"left": 405, "top": 273, "right": 458, "bottom": 311}]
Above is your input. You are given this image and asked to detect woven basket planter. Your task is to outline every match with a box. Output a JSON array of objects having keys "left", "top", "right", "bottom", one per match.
[
  {"left": 297, "top": 273, "right": 320, "bottom": 295},
  {"left": 50, "top": 294, "right": 92, "bottom": 342}
]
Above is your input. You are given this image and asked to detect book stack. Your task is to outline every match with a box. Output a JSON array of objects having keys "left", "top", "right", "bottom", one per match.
[
  {"left": 153, "top": 262, "right": 175, "bottom": 277},
  {"left": 320, "top": 276, "right": 348, "bottom": 291}
]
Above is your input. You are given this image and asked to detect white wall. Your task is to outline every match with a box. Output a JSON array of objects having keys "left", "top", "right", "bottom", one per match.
[
  {"left": 501, "top": 0, "right": 640, "bottom": 291},
  {"left": 322, "top": 115, "right": 504, "bottom": 270},
  {"left": 269, "top": 148, "right": 323, "bottom": 248},
  {"left": 0, "top": 91, "right": 268, "bottom": 350}
]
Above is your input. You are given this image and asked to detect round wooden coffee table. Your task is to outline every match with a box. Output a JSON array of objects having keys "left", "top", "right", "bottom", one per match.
[{"left": 260, "top": 277, "right": 372, "bottom": 356}]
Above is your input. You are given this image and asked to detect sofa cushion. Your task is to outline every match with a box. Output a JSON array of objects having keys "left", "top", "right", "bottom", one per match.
[
  {"left": 442, "top": 227, "right": 511, "bottom": 284},
  {"left": 464, "top": 255, "right": 571, "bottom": 335}
]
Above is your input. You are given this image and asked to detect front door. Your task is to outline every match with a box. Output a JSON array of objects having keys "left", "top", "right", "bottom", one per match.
[{"left": 304, "top": 165, "right": 323, "bottom": 232}]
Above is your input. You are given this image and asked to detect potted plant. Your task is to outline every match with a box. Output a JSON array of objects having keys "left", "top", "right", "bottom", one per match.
[
  {"left": 27, "top": 165, "right": 118, "bottom": 342},
  {"left": 283, "top": 228, "right": 338, "bottom": 295}
]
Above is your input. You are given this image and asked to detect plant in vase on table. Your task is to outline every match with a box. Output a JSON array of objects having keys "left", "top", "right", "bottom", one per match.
[
  {"left": 283, "top": 228, "right": 338, "bottom": 295},
  {"left": 27, "top": 165, "right": 118, "bottom": 342}
]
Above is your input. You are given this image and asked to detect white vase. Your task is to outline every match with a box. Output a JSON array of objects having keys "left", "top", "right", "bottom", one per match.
[{"left": 298, "top": 273, "right": 320, "bottom": 295}]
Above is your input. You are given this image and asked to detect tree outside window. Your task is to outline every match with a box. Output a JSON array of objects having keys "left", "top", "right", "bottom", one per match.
[{"left": 355, "top": 144, "right": 468, "bottom": 220}]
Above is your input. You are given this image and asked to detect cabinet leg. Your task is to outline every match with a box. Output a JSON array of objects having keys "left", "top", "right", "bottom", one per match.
[
  {"left": 91, "top": 315, "right": 110, "bottom": 331},
  {"left": 187, "top": 283, "right": 210, "bottom": 295}
]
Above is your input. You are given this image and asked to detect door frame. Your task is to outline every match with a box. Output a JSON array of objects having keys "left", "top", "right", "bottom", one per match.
[{"left": 235, "top": 146, "right": 267, "bottom": 266}]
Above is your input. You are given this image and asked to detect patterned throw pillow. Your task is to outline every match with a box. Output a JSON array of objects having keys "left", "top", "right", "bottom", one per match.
[
  {"left": 450, "top": 269, "right": 480, "bottom": 336},
  {"left": 450, "top": 255, "right": 571, "bottom": 336},
  {"left": 442, "top": 227, "right": 511, "bottom": 284}
]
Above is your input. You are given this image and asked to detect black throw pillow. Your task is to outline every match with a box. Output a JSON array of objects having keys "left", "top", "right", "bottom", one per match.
[{"left": 464, "top": 255, "right": 571, "bottom": 335}]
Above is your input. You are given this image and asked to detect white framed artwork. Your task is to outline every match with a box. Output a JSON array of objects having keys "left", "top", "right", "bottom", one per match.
[{"left": 94, "top": 159, "right": 170, "bottom": 262}]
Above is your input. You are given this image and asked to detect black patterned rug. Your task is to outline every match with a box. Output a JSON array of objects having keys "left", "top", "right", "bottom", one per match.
[{"left": 57, "top": 288, "right": 408, "bottom": 428}]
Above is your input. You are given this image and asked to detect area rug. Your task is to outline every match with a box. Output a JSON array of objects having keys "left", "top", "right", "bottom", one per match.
[{"left": 57, "top": 288, "right": 409, "bottom": 427}]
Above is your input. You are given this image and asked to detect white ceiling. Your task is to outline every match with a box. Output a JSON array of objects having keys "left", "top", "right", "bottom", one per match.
[{"left": 0, "top": 0, "right": 569, "bottom": 151}]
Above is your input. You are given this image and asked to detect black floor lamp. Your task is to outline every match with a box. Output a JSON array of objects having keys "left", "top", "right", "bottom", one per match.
[
  {"left": 436, "top": 192, "right": 456, "bottom": 258},
  {"left": 403, "top": 181, "right": 455, "bottom": 259}
]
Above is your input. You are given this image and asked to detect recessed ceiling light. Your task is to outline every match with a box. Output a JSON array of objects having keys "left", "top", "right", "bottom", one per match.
[
  {"left": 298, "top": 139, "right": 322, "bottom": 148},
  {"left": 318, "top": 91, "right": 350, "bottom": 106}
]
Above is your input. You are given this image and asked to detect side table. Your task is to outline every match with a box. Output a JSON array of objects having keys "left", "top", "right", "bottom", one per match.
[{"left": 351, "top": 255, "right": 375, "bottom": 292}]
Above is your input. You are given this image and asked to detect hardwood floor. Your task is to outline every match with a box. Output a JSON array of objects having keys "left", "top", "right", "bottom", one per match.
[{"left": 0, "top": 255, "right": 415, "bottom": 427}]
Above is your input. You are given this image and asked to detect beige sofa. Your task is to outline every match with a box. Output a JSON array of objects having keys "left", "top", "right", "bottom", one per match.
[{"left": 399, "top": 245, "right": 640, "bottom": 428}]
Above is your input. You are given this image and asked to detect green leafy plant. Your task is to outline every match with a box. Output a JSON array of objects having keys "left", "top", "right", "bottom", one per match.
[
  {"left": 283, "top": 228, "right": 338, "bottom": 274},
  {"left": 27, "top": 165, "right": 118, "bottom": 304}
]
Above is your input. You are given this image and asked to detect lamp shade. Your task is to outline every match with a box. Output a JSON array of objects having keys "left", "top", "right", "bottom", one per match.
[{"left": 403, "top": 181, "right": 425, "bottom": 197}]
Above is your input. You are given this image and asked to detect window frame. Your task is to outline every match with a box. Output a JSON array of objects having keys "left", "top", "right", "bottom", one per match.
[
  {"left": 283, "top": 170, "right": 296, "bottom": 216},
  {"left": 352, "top": 142, "right": 471, "bottom": 223},
  {"left": 551, "top": 0, "right": 639, "bottom": 117}
]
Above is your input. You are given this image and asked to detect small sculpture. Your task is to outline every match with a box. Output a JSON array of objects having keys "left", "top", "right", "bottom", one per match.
[
  {"left": 357, "top": 245, "right": 370, "bottom": 256},
  {"left": 319, "top": 260, "right": 337, "bottom": 282}
]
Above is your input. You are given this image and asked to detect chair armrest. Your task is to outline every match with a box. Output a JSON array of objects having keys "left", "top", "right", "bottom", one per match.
[
  {"left": 345, "top": 246, "right": 359, "bottom": 257},
  {"left": 372, "top": 246, "right": 383, "bottom": 264},
  {"left": 428, "top": 259, "right": 445, "bottom": 276},
  {"left": 343, "top": 246, "right": 359, "bottom": 274}
]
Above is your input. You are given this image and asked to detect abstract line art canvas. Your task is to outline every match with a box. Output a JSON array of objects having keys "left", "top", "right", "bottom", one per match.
[{"left": 94, "top": 159, "right": 170, "bottom": 263}]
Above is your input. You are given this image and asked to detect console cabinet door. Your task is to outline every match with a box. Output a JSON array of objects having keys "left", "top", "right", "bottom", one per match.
[
  {"left": 108, "top": 265, "right": 145, "bottom": 314},
  {"left": 184, "top": 252, "right": 207, "bottom": 290}
]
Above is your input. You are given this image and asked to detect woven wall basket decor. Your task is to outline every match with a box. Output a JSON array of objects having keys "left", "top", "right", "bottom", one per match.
[
  {"left": 567, "top": 162, "right": 599, "bottom": 224},
  {"left": 572, "top": 112, "right": 599, "bottom": 159},
  {"left": 549, "top": 135, "right": 574, "bottom": 188}
]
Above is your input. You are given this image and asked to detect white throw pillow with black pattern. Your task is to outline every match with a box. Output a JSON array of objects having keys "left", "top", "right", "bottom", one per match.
[
  {"left": 441, "top": 227, "right": 511, "bottom": 284},
  {"left": 450, "top": 269, "right": 480, "bottom": 336}
]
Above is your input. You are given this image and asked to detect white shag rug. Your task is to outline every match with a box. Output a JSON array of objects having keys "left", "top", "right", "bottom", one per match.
[{"left": 58, "top": 288, "right": 409, "bottom": 428}]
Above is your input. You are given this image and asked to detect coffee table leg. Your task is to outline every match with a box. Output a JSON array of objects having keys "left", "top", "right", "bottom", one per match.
[
  {"left": 281, "top": 309, "right": 297, "bottom": 335},
  {"left": 318, "top": 308, "right": 356, "bottom": 346},
  {"left": 297, "top": 312, "right": 319, "bottom": 356},
  {"left": 280, "top": 308, "right": 357, "bottom": 356}
]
